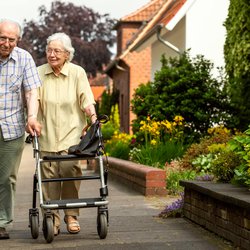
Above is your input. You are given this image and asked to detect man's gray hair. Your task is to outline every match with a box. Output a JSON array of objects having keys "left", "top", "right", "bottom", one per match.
[
  {"left": 46, "top": 32, "right": 75, "bottom": 62},
  {"left": 0, "top": 18, "right": 22, "bottom": 38}
]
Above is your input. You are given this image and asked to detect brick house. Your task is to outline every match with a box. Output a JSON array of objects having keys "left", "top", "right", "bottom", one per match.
[
  {"left": 130, "top": 0, "right": 229, "bottom": 78},
  {"left": 105, "top": 0, "right": 229, "bottom": 133},
  {"left": 105, "top": 0, "right": 165, "bottom": 133}
]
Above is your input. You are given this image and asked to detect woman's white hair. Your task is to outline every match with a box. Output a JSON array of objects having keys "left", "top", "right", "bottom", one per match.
[{"left": 46, "top": 32, "right": 75, "bottom": 61}]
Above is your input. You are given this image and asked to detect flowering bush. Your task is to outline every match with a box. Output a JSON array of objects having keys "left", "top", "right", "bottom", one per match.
[
  {"left": 139, "top": 115, "right": 185, "bottom": 145},
  {"left": 129, "top": 116, "right": 186, "bottom": 167},
  {"left": 180, "top": 125, "right": 234, "bottom": 169},
  {"left": 105, "top": 132, "right": 135, "bottom": 160}
]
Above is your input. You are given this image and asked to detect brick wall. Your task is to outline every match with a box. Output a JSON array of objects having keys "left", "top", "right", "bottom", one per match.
[
  {"left": 116, "top": 22, "right": 142, "bottom": 55},
  {"left": 112, "top": 22, "right": 152, "bottom": 133},
  {"left": 104, "top": 157, "right": 167, "bottom": 196},
  {"left": 123, "top": 48, "right": 151, "bottom": 131},
  {"left": 180, "top": 181, "right": 250, "bottom": 250}
]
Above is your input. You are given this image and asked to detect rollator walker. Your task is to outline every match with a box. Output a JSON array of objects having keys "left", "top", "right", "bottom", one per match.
[{"left": 28, "top": 115, "right": 109, "bottom": 243}]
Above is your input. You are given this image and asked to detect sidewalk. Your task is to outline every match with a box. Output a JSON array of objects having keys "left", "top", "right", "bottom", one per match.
[{"left": 1, "top": 144, "right": 233, "bottom": 249}]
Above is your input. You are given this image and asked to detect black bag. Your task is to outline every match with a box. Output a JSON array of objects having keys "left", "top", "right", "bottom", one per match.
[{"left": 68, "top": 120, "right": 100, "bottom": 156}]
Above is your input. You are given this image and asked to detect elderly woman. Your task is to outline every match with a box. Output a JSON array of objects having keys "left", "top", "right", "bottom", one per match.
[{"left": 37, "top": 32, "right": 97, "bottom": 236}]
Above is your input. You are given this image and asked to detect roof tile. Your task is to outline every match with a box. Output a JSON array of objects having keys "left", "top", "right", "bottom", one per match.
[
  {"left": 121, "top": 0, "right": 166, "bottom": 22},
  {"left": 159, "top": 0, "right": 186, "bottom": 25}
]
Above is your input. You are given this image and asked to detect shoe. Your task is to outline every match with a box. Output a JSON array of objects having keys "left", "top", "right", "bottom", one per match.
[
  {"left": 54, "top": 226, "right": 60, "bottom": 236},
  {"left": 0, "top": 228, "right": 9, "bottom": 240},
  {"left": 64, "top": 216, "right": 80, "bottom": 234}
]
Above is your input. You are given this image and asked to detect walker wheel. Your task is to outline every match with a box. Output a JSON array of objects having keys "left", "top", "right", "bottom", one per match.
[
  {"left": 97, "top": 213, "right": 108, "bottom": 239},
  {"left": 43, "top": 216, "right": 54, "bottom": 243},
  {"left": 29, "top": 214, "right": 39, "bottom": 239}
]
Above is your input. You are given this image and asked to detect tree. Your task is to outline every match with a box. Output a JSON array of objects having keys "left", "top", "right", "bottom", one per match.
[
  {"left": 224, "top": 0, "right": 250, "bottom": 131},
  {"left": 131, "top": 52, "right": 233, "bottom": 142},
  {"left": 19, "top": 1, "right": 116, "bottom": 76}
]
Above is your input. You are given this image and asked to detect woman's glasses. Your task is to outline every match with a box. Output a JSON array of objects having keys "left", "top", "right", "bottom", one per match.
[{"left": 46, "top": 48, "right": 66, "bottom": 56}]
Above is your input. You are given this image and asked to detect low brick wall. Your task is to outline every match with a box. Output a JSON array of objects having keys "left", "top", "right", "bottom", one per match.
[
  {"left": 180, "top": 181, "right": 250, "bottom": 250},
  {"left": 103, "top": 157, "right": 167, "bottom": 196}
]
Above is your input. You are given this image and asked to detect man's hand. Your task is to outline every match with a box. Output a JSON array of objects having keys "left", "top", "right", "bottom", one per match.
[{"left": 25, "top": 117, "right": 42, "bottom": 136}]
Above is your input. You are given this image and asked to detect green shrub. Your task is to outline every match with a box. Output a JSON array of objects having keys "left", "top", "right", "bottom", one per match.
[
  {"left": 210, "top": 149, "right": 241, "bottom": 182},
  {"left": 105, "top": 140, "right": 130, "bottom": 160},
  {"left": 166, "top": 169, "right": 197, "bottom": 195},
  {"left": 129, "top": 141, "right": 185, "bottom": 168},
  {"left": 101, "top": 103, "right": 120, "bottom": 141},
  {"left": 192, "top": 154, "right": 214, "bottom": 174},
  {"left": 224, "top": 0, "right": 250, "bottom": 131},
  {"left": 228, "top": 127, "right": 250, "bottom": 187},
  {"left": 104, "top": 132, "right": 134, "bottom": 160},
  {"left": 180, "top": 127, "right": 233, "bottom": 169},
  {"left": 101, "top": 122, "right": 116, "bottom": 141},
  {"left": 131, "top": 51, "right": 232, "bottom": 142}
]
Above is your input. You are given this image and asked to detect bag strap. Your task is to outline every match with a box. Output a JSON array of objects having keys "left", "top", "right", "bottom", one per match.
[{"left": 80, "top": 114, "right": 109, "bottom": 139}]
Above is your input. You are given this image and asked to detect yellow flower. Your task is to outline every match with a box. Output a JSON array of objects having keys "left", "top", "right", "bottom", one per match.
[
  {"left": 174, "top": 115, "right": 184, "bottom": 123},
  {"left": 161, "top": 120, "right": 172, "bottom": 130},
  {"left": 150, "top": 139, "right": 157, "bottom": 145}
]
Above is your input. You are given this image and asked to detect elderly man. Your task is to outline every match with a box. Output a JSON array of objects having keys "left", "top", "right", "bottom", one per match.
[{"left": 0, "top": 19, "right": 42, "bottom": 239}]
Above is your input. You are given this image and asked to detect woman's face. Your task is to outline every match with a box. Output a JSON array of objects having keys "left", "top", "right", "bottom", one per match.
[{"left": 46, "top": 40, "right": 69, "bottom": 70}]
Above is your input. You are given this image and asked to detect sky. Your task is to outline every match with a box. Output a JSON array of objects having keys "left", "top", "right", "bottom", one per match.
[{"left": 0, "top": 0, "right": 150, "bottom": 25}]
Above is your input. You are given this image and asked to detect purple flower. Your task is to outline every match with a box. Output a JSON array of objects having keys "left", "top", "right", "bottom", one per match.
[
  {"left": 159, "top": 193, "right": 184, "bottom": 218},
  {"left": 195, "top": 174, "right": 214, "bottom": 181}
]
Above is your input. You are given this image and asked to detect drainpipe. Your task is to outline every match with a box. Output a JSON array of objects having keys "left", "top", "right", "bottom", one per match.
[
  {"left": 115, "top": 61, "right": 126, "bottom": 71},
  {"left": 156, "top": 24, "right": 181, "bottom": 55}
]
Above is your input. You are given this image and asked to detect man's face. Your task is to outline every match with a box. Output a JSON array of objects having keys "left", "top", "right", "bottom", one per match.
[{"left": 0, "top": 22, "right": 19, "bottom": 59}]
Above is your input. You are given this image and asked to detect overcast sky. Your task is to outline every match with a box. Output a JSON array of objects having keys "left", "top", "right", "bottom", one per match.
[{"left": 0, "top": 0, "right": 150, "bottom": 25}]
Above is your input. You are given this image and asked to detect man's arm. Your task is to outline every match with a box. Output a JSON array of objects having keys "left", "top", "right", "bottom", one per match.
[{"left": 25, "top": 88, "right": 41, "bottom": 136}]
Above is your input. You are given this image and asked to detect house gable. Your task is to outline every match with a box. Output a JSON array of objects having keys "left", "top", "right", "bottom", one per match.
[
  {"left": 129, "top": 0, "right": 229, "bottom": 77},
  {"left": 105, "top": 0, "right": 167, "bottom": 133}
]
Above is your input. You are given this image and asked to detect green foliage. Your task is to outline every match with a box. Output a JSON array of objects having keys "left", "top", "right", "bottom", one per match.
[
  {"left": 99, "top": 92, "right": 112, "bottom": 117},
  {"left": 137, "top": 115, "right": 185, "bottom": 145},
  {"left": 110, "top": 104, "right": 120, "bottom": 130},
  {"left": 210, "top": 149, "right": 241, "bottom": 182},
  {"left": 192, "top": 154, "right": 214, "bottom": 174},
  {"left": 180, "top": 130, "right": 233, "bottom": 169},
  {"left": 224, "top": 0, "right": 250, "bottom": 130},
  {"left": 101, "top": 102, "right": 120, "bottom": 141},
  {"left": 131, "top": 51, "right": 232, "bottom": 141},
  {"left": 105, "top": 140, "right": 130, "bottom": 160},
  {"left": 129, "top": 141, "right": 185, "bottom": 168},
  {"left": 129, "top": 115, "right": 186, "bottom": 168},
  {"left": 105, "top": 132, "right": 134, "bottom": 160},
  {"left": 99, "top": 89, "right": 119, "bottom": 118},
  {"left": 189, "top": 135, "right": 240, "bottom": 182},
  {"left": 228, "top": 127, "right": 250, "bottom": 187},
  {"left": 130, "top": 83, "right": 155, "bottom": 133},
  {"left": 166, "top": 169, "right": 197, "bottom": 195},
  {"left": 101, "top": 122, "right": 117, "bottom": 141}
]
